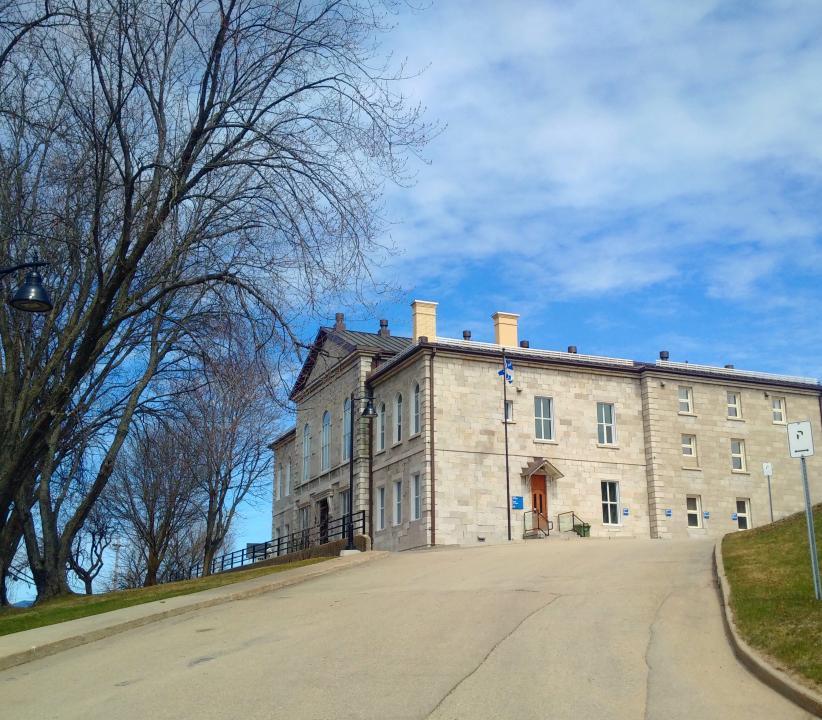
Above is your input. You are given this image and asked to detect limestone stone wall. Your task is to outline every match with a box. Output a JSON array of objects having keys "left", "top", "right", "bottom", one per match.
[
  {"left": 273, "top": 352, "right": 373, "bottom": 541},
  {"left": 641, "top": 371, "right": 822, "bottom": 539},
  {"left": 430, "top": 351, "right": 651, "bottom": 544},
  {"left": 370, "top": 353, "right": 430, "bottom": 551}
]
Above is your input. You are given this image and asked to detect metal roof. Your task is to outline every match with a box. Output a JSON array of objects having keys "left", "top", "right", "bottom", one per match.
[
  {"left": 368, "top": 336, "right": 820, "bottom": 391},
  {"left": 327, "top": 329, "right": 411, "bottom": 354},
  {"left": 290, "top": 327, "right": 412, "bottom": 400}
]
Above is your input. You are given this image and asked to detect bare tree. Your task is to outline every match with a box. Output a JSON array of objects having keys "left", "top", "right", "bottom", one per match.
[
  {"left": 68, "top": 501, "right": 113, "bottom": 594},
  {"left": 108, "top": 420, "right": 202, "bottom": 586},
  {"left": 180, "top": 331, "right": 278, "bottom": 575},
  {"left": 0, "top": 0, "right": 429, "bottom": 600}
]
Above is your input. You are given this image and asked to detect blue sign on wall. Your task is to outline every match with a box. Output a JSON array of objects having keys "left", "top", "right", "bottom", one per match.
[
  {"left": 731, "top": 512, "right": 738, "bottom": 521},
  {"left": 665, "top": 508, "right": 673, "bottom": 518},
  {"left": 512, "top": 495, "right": 524, "bottom": 510},
  {"left": 623, "top": 507, "right": 629, "bottom": 516},
  {"left": 703, "top": 511, "right": 710, "bottom": 520}
]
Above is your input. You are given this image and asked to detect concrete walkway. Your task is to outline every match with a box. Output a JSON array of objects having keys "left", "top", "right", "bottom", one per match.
[
  {"left": 0, "top": 551, "right": 386, "bottom": 671},
  {"left": 1, "top": 539, "right": 814, "bottom": 719}
]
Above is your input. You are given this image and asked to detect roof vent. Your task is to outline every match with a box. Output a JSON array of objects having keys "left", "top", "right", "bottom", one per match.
[
  {"left": 519, "top": 340, "right": 530, "bottom": 348},
  {"left": 334, "top": 312, "right": 346, "bottom": 331},
  {"left": 659, "top": 350, "right": 670, "bottom": 361},
  {"left": 463, "top": 330, "right": 472, "bottom": 340},
  {"left": 724, "top": 364, "right": 734, "bottom": 369},
  {"left": 567, "top": 345, "right": 577, "bottom": 354},
  {"left": 378, "top": 319, "right": 390, "bottom": 337}
]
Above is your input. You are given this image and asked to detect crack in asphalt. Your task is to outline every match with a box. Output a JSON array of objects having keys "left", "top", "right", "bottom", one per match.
[
  {"left": 642, "top": 589, "right": 674, "bottom": 720},
  {"left": 425, "top": 592, "right": 561, "bottom": 718}
]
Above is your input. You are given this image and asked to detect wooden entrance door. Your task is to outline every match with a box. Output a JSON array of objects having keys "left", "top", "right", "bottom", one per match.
[{"left": 531, "top": 475, "right": 548, "bottom": 531}]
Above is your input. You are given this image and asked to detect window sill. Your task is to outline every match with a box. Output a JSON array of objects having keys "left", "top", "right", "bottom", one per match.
[
  {"left": 602, "top": 523, "right": 622, "bottom": 528},
  {"left": 502, "top": 420, "right": 516, "bottom": 425},
  {"left": 678, "top": 412, "right": 697, "bottom": 418},
  {"left": 772, "top": 421, "right": 787, "bottom": 426},
  {"left": 681, "top": 466, "right": 702, "bottom": 471},
  {"left": 596, "top": 443, "right": 619, "bottom": 449},
  {"left": 534, "top": 438, "right": 558, "bottom": 445},
  {"left": 374, "top": 448, "right": 386, "bottom": 456},
  {"left": 391, "top": 441, "right": 403, "bottom": 449},
  {"left": 409, "top": 431, "right": 422, "bottom": 440},
  {"left": 731, "top": 469, "right": 751, "bottom": 475},
  {"left": 726, "top": 417, "right": 745, "bottom": 422}
]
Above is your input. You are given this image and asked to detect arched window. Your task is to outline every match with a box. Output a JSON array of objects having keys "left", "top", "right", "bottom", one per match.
[
  {"left": 378, "top": 402, "right": 386, "bottom": 451},
  {"left": 302, "top": 423, "right": 311, "bottom": 481},
  {"left": 413, "top": 382, "right": 421, "bottom": 435},
  {"left": 321, "top": 411, "right": 331, "bottom": 470},
  {"left": 342, "top": 397, "right": 352, "bottom": 461},
  {"left": 395, "top": 393, "right": 403, "bottom": 443}
]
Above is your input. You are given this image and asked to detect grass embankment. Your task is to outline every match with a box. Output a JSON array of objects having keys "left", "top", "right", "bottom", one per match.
[
  {"left": 722, "top": 504, "right": 822, "bottom": 689},
  {"left": 0, "top": 557, "right": 330, "bottom": 637}
]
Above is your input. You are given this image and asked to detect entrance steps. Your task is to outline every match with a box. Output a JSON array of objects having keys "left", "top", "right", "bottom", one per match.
[{"left": 523, "top": 531, "right": 582, "bottom": 542}]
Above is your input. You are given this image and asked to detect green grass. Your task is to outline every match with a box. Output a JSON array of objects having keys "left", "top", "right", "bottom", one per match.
[
  {"left": 0, "top": 557, "right": 330, "bottom": 637},
  {"left": 722, "top": 504, "right": 822, "bottom": 689}
]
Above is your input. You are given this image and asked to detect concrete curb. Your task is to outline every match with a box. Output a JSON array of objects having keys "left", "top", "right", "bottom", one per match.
[
  {"left": 713, "top": 540, "right": 822, "bottom": 718},
  {"left": 0, "top": 551, "right": 389, "bottom": 673}
]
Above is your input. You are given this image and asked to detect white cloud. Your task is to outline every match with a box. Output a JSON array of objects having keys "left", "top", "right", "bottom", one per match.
[{"left": 379, "top": 0, "right": 822, "bottom": 301}]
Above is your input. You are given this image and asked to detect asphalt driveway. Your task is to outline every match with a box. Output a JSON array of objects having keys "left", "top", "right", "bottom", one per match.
[{"left": 1, "top": 538, "right": 812, "bottom": 719}]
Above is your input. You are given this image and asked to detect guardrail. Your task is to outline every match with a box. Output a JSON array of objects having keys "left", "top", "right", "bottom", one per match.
[
  {"left": 557, "top": 511, "right": 591, "bottom": 537},
  {"left": 189, "top": 510, "right": 366, "bottom": 578}
]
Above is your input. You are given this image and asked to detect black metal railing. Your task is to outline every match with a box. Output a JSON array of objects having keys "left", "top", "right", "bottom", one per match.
[
  {"left": 523, "top": 510, "right": 553, "bottom": 538},
  {"left": 189, "top": 510, "right": 366, "bottom": 579},
  {"left": 557, "top": 511, "right": 591, "bottom": 537}
]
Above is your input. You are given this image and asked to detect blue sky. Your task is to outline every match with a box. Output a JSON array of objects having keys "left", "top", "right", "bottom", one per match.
[
  {"left": 228, "top": 0, "right": 822, "bottom": 554},
  {"left": 14, "top": 1, "right": 819, "bottom": 602}
]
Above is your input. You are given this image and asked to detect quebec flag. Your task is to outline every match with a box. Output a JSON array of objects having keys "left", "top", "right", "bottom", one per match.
[{"left": 498, "top": 358, "right": 514, "bottom": 384}]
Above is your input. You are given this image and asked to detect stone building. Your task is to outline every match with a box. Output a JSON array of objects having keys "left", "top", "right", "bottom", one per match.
[{"left": 272, "top": 302, "right": 822, "bottom": 550}]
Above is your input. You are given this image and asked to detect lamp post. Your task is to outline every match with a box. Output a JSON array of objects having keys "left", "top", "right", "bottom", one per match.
[
  {"left": 346, "top": 392, "right": 377, "bottom": 552},
  {"left": 1, "top": 258, "right": 52, "bottom": 313}
]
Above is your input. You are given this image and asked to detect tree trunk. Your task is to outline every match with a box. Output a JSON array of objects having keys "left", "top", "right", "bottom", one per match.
[{"left": 144, "top": 551, "right": 161, "bottom": 586}]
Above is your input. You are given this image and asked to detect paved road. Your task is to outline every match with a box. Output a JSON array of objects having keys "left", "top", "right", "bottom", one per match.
[{"left": 1, "top": 539, "right": 812, "bottom": 719}]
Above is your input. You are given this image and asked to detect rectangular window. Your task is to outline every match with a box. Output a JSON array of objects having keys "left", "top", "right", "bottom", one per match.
[
  {"left": 340, "top": 489, "right": 350, "bottom": 518},
  {"left": 534, "top": 396, "right": 554, "bottom": 440},
  {"left": 394, "top": 480, "right": 402, "bottom": 525},
  {"left": 681, "top": 434, "right": 697, "bottom": 458},
  {"left": 412, "top": 473, "right": 421, "bottom": 520},
  {"left": 285, "top": 462, "right": 291, "bottom": 496},
  {"left": 504, "top": 399, "right": 514, "bottom": 422},
  {"left": 686, "top": 495, "right": 702, "bottom": 528},
  {"left": 731, "top": 439, "right": 746, "bottom": 471},
  {"left": 727, "top": 391, "right": 741, "bottom": 419},
  {"left": 772, "top": 397, "right": 786, "bottom": 424},
  {"left": 678, "top": 386, "right": 693, "bottom": 413},
  {"left": 597, "top": 402, "right": 616, "bottom": 445},
  {"left": 275, "top": 464, "right": 281, "bottom": 501},
  {"left": 299, "top": 506, "right": 309, "bottom": 531},
  {"left": 736, "top": 498, "right": 751, "bottom": 530},
  {"left": 601, "top": 481, "right": 619, "bottom": 525},
  {"left": 377, "top": 487, "right": 385, "bottom": 530}
]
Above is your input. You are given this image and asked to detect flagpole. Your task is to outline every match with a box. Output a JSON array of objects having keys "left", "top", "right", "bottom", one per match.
[{"left": 502, "top": 350, "right": 512, "bottom": 541}]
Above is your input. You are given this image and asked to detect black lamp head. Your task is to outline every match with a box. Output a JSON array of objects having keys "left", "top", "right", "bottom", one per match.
[
  {"left": 361, "top": 398, "right": 377, "bottom": 418},
  {"left": 9, "top": 269, "right": 53, "bottom": 313}
]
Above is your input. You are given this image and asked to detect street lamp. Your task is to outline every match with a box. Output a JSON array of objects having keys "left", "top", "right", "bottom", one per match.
[
  {"left": 1, "top": 258, "right": 52, "bottom": 313},
  {"left": 346, "top": 393, "right": 377, "bottom": 551}
]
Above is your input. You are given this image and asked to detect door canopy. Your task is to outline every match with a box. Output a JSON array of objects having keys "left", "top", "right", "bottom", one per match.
[{"left": 521, "top": 457, "right": 564, "bottom": 482}]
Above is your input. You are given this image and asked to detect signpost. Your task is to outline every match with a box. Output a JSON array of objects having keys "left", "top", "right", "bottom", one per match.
[
  {"left": 787, "top": 420, "right": 820, "bottom": 601},
  {"left": 762, "top": 462, "right": 774, "bottom": 523}
]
